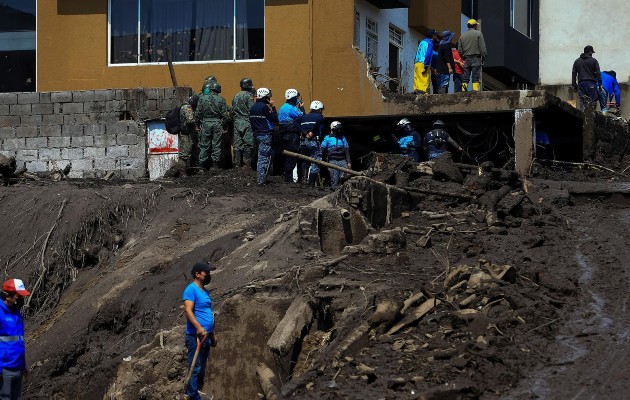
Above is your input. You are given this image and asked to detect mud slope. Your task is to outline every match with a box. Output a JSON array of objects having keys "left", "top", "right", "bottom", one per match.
[{"left": 6, "top": 172, "right": 324, "bottom": 399}]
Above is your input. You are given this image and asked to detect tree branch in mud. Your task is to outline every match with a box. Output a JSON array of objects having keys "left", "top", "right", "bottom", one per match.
[{"left": 25, "top": 198, "right": 67, "bottom": 310}]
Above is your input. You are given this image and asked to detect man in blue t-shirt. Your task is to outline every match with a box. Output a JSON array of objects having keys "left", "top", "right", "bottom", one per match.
[
  {"left": 0, "top": 278, "right": 30, "bottom": 400},
  {"left": 183, "top": 262, "right": 217, "bottom": 400}
]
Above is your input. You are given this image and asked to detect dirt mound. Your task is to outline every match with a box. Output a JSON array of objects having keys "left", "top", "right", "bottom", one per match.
[{"left": 5, "top": 158, "right": 630, "bottom": 399}]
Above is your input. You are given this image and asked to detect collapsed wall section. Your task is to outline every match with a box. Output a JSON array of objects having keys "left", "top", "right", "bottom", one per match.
[{"left": 0, "top": 87, "right": 190, "bottom": 179}]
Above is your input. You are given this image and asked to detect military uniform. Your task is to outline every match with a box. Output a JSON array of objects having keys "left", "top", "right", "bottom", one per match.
[
  {"left": 179, "top": 103, "right": 198, "bottom": 167},
  {"left": 232, "top": 90, "right": 254, "bottom": 167},
  {"left": 195, "top": 91, "right": 229, "bottom": 168}
]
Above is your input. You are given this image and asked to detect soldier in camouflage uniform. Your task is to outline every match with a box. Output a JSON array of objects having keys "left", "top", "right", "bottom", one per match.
[
  {"left": 195, "top": 81, "right": 230, "bottom": 170},
  {"left": 179, "top": 93, "right": 200, "bottom": 171},
  {"left": 232, "top": 78, "right": 255, "bottom": 168}
]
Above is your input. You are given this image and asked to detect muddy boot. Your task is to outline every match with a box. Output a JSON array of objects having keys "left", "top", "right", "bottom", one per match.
[
  {"left": 242, "top": 150, "right": 253, "bottom": 169},
  {"left": 234, "top": 150, "right": 243, "bottom": 168},
  {"left": 308, "top": 173, "right": 318, "bottom": 186}
]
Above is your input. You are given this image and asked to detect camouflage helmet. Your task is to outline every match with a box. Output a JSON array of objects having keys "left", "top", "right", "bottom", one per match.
[
  {"left": 240, "top": 78, "right": 254, "bottom": 90},
  {"left": 206, "top": 81, "right": 222, "bottom": 94},
  {"left": 201, "top": 76, "right": 218, "bottom": 93}
]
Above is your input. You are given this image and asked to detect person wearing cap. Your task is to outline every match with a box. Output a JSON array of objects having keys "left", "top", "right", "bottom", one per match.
[
  {"left": 0, "top": 278, "right": 30, "bottom": 400},
  {"left": 572, "top": 45, "right": 602, "bottom": 110},
  {"left": 414, "top": 29, "right": 440, "bottom": 94},
  {"left": 598, "top": 70, "right": 621, "bottom": 115},
  {"left": 321, "top": 121, "right": 351, "bottom": 189},
  {"left": 183, "top": 262, "right": 217, "bottom": 400},
  {"left": 457, "top": 19, "right": 487, "bottom": 92},
  {"left": 298, "top": 101, "right": 326, "bottom": 186},
  {"left": 232, "top": 78, "right": 255, "bottom": 169},
  {"left": 178, "top": 93, "right": 200, "bottom": 173},
  {"left": 424, "top": 120, "right": 463, "bottom": 160},
  {"left": 249, "top": 88, "right": 278, "bottom": 186},
  {"left": 436, "top": 31, "right": 456, "bottom": 94},
  {"left": 278, "top": 89, "right": 305, "bottom": 183},
  {"left": 394, "top": 119, "right": 422, "bottom": 162}
]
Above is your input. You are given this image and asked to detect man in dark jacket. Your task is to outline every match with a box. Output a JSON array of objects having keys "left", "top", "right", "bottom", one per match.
[
  {"left": 572, "top": 45, "right": 602, "bottom": 109},
  {"left": 458, "top": 19, "right": 487, "bottom": 92},
  {"left": 436, "top": 30, "right": 456, "bottom": 94},
  {"left": 249, "top": 88, "right": 278, "bottom": 185}
]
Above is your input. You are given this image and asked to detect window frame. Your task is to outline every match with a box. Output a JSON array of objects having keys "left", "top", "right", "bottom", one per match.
[
  {"left": 353, "top": 10, "right": 360, "bottom": 48},
  {"left": 107, "top": 0, "right": 265, "bottom": 67},
  {"left": 365, "top": 17, "right": 378, "bottom": 68},
  {"left": 510, "top": 0, "right": 532, "bottom": 39}
]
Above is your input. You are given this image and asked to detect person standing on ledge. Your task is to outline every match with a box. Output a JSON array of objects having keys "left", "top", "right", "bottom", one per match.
[{"left": 458, "top": 19, "right": 487, "bottom": 92}]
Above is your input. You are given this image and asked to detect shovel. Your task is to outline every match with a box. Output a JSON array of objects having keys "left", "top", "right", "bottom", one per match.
[{"left": 184, "top": 334, "right": 208, "bottom": 390}]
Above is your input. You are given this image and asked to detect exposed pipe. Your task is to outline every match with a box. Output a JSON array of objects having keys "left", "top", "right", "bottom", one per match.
[{"left": 340, "top": 208, "right": 351, "bottom": 220}]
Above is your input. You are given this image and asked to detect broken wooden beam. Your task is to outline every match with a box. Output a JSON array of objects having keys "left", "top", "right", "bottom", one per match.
[{"left": 386, "top": 298, "right": 442, "bottom": 335}]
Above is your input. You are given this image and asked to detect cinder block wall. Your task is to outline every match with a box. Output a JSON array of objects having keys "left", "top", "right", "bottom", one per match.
[{"left": 0, "top": 87, "right": 191, "bottom": 179}]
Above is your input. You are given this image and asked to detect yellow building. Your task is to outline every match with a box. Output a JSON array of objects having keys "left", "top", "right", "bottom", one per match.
[{"left": 21, "top": 0, "right": 427, "bottom": 117}]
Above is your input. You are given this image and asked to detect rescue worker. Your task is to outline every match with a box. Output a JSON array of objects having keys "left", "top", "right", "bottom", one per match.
[
  {"left": 394, "top": 118, "right": 422, "bottom": 162},
  {"left": 298, "top": 101, "right": 325, "bottom": 186},
  {"left": 249, "top": 88, "right": 278, "bottom": 186},
  {"left": 321, "top": 121, "right": 351, "bottom": 189},
  {"left": 458, "top": 19, "right": 487, "bottom": 92},
  {"left": 195, "top": 81, "right": 230, "bottom": 170},
  {"left": 278, "top": 89, "right": 304, "bottom": 182},
  {"left": 179, "top": 93, "right": 200, "bottom": 172},
  {"left": 0, "top": 278, "right": 30, "bottom": 400},
  {"left": 232, "top": 78, "right": 255, "bottom": 168},
  {"left": 424, "top": 120, "right": 463, "bottom": 160},
  {"left": 572, "top": 45, "right": 601, "bottom": 110}
]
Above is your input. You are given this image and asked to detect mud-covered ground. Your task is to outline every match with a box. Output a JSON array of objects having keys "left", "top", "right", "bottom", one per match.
[{"left": 1, "top": 159, "right": 629, "bottom": 399}]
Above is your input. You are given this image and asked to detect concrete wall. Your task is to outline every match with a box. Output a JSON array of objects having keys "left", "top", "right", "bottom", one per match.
[
  {"left": 539, "top": 0, "right": 630, "bottom": 85},
  {"left": 0, "top": 87, "right": 189, "bottom": 178},
  {"left": 354, "top": 0, "right": 422, "bottom": 93}
]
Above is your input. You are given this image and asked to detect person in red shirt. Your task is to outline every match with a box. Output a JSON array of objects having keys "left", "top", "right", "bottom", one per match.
[{"left": 451, "top": 48, "right": 465, "bottom": 93}]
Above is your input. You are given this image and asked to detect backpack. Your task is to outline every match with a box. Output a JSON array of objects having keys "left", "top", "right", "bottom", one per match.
[{"left": 165, "top": 106, "right": 182, "bottom": 134}]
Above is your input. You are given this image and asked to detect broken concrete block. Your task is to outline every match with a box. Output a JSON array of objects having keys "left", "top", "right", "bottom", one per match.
[
  {"left": 367, "top": 227, "right": 406, "bottom": 254},
  {"left": 432, "top": 153, "right": 464, "bottom": 183},
  {"left": 386, "top": 298, "right": 442, "bottom": 335},
  {"left": 267, "top": 296, "right": 314, "bottom": 356},
  {"left": 368, "top": 299, "right": 402, "bottom": 332}
]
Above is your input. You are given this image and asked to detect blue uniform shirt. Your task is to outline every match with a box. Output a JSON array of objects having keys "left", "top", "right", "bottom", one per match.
[
  {"left": 0, "top": 301, "right": 26, "bottom": 370},
  {"left": 183, "top": 283, "right": 214, "bottom": 335},
  {"left": 249, "top": 100, "right": 278, "bottom": 135},
  {"left": 321, "top": 135, "right": 351, "bottom": 163},
  {"left": 601, "top": 72, "right": 621, "bottom": 107},
  {"left": 299, "top": 112, "right": 325, "bottom": 138}
]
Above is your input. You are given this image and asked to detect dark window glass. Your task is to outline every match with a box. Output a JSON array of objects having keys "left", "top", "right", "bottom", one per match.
[
  {"left": 236, "top": 0, "right": 264, "bottom": 60},
  {"left": 461, "top": 0, "right": 477, "bottom": 19},
  {"left": 111, "top": 0, "right": 139, "bottom": 64},
  {"left": 111, "top": 0, "right": 263, "bottom": 64},
  {"left": 511, "top": 0, "right": 531, "bottom": 38},
  {"left": 0, "top": 0, "right": 36, "bottom": 92}
]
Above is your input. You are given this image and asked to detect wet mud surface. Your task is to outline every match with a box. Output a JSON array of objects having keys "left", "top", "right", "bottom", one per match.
[{"left": 1, "top": 160, "right": 629, "bottom": 399}]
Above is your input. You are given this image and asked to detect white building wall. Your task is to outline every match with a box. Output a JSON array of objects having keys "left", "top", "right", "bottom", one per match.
[
  {"left": 354, "top": 0, "right": 422, "bottom": 93},
  {"left": 540, "top": 0, "right": 630, "bottom": 85}
]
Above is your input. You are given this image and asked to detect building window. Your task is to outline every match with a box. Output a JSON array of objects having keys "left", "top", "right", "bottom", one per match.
[
  {"left": 0, "top": 1, "right": 36, "bottom": 92},
  {"left": 109, "top": 0, "right": 264, "bottom": 65},
  {"left": 461, "top": 0, "right": 477, "bottom": 19},
  {"left": 388, "top": 26, "right": 403, "bottom": 49},
  {"left": 353, "top": 11, "right": 360, "bottom": 47},
  {"left": 510, "top": 0, "right": 532, "bottom": 38},
  {"left": 365, "top": 17, "right": 378, "bottom": 68}
]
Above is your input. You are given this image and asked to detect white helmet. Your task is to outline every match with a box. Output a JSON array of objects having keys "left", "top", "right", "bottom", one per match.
[
  {"left": 256, "top": 88, "right": 271, "bottom": 99},
  {"left": 310, "top": 100, "right": 324, "bottom": 111},
  {"left": 285, "top": 88, "right": 300, "bottom": 100},
  {"left": 397, "top": 118, "right": 411, "bottom": 127},
  {"left": 330, "top": 121, "right": 342, "bottom": 131}
]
